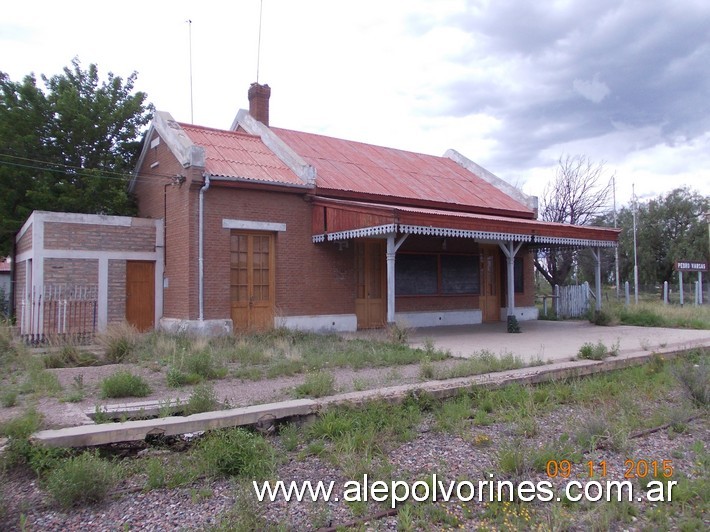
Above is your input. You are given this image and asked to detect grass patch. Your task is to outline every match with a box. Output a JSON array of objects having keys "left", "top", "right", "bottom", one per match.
[
  {"left": 673, "top": 357, "right": 709, "bottom": 406},
  {"left": 1, "top": 388, "right": 18, "bottom": 407},
  {"left": 98, "top": 321, "right": 141, "bottom": 363},
  {"left": 100, "top": 371, "right": 151, "bottom": 399},
  {"left": 607, "top": 301, "right": 710, "bottom": 329},
  {"left": 294, "top": 370, "right": 336, "bottom": 398},
  {"left": 20, "top": 357, "right": 63, "bottom": 397},
  {"left": 194, "top": 427, "right": 275, "bottom": 479},
  {"left": 45, "top": 450, "right": 118, "bottom": 508},
  {"left": 577, "top": 341, "right": 609, "bottom": 360},
  {"left": 184, "top": 382, "right": 220, "bottom": 415},
  {"left": 42, "top": 344, "right": 100, "bottom": 368},
  {"left": 437, "top": 350, "right": 524, "bottom": 379}
]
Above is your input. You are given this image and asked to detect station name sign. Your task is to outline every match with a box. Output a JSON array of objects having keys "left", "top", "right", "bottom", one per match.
[{"left": 674, "top": 261, "right": 708, "bottom": 272}]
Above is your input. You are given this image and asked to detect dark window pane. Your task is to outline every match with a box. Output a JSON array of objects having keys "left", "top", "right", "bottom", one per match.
[
  {"left": 395, "top": 254, "right": 438, "bottom": 295},
  {"left": 441, "top": 254, "right": 480, "bottom": 294}
]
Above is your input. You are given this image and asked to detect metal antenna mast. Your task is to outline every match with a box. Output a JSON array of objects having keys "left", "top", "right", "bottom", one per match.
[
  {"left": 256, "top": 0, "right": 264, "bottom": 82},
  {"left": 187, "top": 19, "right": 194, "bottom": 124}
]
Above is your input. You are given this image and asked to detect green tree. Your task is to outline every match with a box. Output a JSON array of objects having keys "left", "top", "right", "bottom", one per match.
[
  {"left": 616, "top": 187, "right": 709, "bottom": 288},
  {"left": 0, "top": 58, "right": 152, "bottom": 255}
]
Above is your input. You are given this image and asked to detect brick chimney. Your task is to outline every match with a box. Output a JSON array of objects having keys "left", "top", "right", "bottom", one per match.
[{"left": 248, "top": 82, "right": 271, "bottom": 126}]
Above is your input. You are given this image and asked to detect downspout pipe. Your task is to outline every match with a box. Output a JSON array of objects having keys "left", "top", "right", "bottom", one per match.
[{"left": 198, "top": 173, "right": 211, "bottom": 321}]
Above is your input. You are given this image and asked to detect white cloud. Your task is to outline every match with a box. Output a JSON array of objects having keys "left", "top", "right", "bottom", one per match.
[{"left": 572, "top": 75, "right": 611, "bottom": 103}]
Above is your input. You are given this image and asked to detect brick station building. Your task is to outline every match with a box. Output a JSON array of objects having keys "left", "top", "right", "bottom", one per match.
[{"left": 15, "top": 83, "right": 619, "bottom": 337}]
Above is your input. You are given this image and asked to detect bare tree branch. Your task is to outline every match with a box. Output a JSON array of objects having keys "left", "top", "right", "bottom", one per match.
[{"left": 538, "top": 154, "right": 614, "bottom": 287}]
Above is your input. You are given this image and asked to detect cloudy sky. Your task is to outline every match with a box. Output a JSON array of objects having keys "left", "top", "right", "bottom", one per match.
[{"left": 3, "top": 0, "right": 709, "bottom": 206}]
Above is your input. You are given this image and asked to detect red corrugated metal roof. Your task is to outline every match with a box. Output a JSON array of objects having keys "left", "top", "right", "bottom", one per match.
[
  {"left": 272, "top": 128, "right": 533, "bottom": 216},
  {"left": 180, "top": 124, "right": 305, "bottom": 186}
]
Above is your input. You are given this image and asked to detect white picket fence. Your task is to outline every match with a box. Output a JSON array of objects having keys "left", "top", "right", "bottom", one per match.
[{"left": 554, "top": 282, "right": 592, "bottom": 318}]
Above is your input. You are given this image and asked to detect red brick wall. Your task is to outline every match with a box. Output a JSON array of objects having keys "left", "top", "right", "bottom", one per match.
[
  {"left": 14, "top": 261, "right": 26, "bottom": 300},
  {"left": 203, "top": 186, "right": 355, "bottom": 320},
  {"left": 43, "top": 222, "right": 155, "bottom": 252},
  {"left": 133, "top": 132, "right": 199, "bottom": 320},
  {"left": 108, "top": 259, "right": 126, "bottom": 323},
  {"left": 44, "top": 258, "right": 98, "bottom": 285},
  {"left": 17, "top": 225, "right": 32, "bottom": 255}
]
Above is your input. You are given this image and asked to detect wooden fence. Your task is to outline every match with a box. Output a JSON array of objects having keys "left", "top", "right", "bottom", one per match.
[
  {"left": 20, "top": 284, "right": 98, "bottom": 345},
  {"left": 554, "top": 282, "right": 592, "bottom": 318}
]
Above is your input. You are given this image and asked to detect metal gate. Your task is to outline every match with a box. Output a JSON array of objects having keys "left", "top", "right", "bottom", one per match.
[{"left": 20, "top": 284, "right": 98, "bottom": 345}]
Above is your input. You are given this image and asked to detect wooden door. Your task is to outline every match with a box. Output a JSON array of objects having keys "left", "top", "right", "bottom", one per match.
[
  {"left": 126, "top": 261, "right": 155, "bottom": 331},
  {"left": 355, "top": 240, "right": 386, "bottom": 329},
  {"left": 480, "top": 246, "right": 500, "bottom": 322},
  {"left": 230, "top": 231, "right": 275, "bottom": 331}
]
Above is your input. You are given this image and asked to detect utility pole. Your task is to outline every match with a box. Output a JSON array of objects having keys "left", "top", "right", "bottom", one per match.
[
  {"left": 632, "top": 184, "right": 639, "bottom": 305},
  {"left": 187, "top": 19, "right": 194, "bottom": 124},
  {"left": 613, "top": 175, "right": 620, "bottom": 298}
]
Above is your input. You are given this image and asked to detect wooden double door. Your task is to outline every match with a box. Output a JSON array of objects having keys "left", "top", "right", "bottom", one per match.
[{"left": 230, "top": 231, "right": 275, "bottom": 331}]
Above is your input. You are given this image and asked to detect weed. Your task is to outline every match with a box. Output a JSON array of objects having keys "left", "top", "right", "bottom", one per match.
[
  {"left": 497, "top": 440, "right": 530, "bottom": 476},
  {"left": 0, "top": 408, "right": 43, "bottom": 466},
  {"left": 471, "top": 433, "right": 492, "bottom": 447},
  {"left": 387, "top": 322, "right": 410, "bottom": 344},
  {"left": 184, "top": 382, "right": 219, "bottom": 415},
  {"left": 294, "top": 370, "right": 336, "bottom": 398},
  {"left": 194, "top": 428, "right": 275, "bottom": 479},
  {"left": 351, "top": 378, "right": 368, "bottom": 391},
  {"left": 575, "top": 415, "right": 627, "bottom": 452},
  {"left": 419, "top": 356, "right": 434, "bottom": 380},
  {"left": 577, "top": 341, "right": 609, "bottom": 361},
  {"left": 590, "top": 309, "right": 614, "bottom": 326},
  {"left": 166, "top": 367, "right": 202, "bottom": 387},
  {"left": 43, "top": 344, "right": 99, "bottom": 368},
  {"left": 514, "top": 416, "right": 538, "bottom": 438},
  {"left": 212, "top": 480, "right": 276, "bottom": 531},
  {"left": 144, "top": 457, "right": 166, "bottom": 490},
  {"left": 278, "top": 423, "right": 300, "bottom": 452},
  {"left": 99, "top": 322, "right": 140, "bottom": 363},
  {"left": 20, "top": 357, "right": 63, "bottom": 396},
  {"left": 100, "top": 371, "right": 152, "bottom": 399},
  {"left": 434, "top": 394, "right": 473, "bottom": 433},
  {"left": 438, "top": 350, "right": 525, "bottom": 379},
  {"left": 1, "top": 388, "right": 18, "bottom": 407},
  {"left": 92, "top": 405, "right": 111, "bottom": 424},
  {"left": 672, "top": 358, "right": 709, "bottom": 406},
  {"left": 45, "top": 450, "right": 117, "bottom": 508}
]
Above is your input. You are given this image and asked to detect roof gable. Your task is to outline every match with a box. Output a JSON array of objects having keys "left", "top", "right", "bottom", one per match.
[{"left": 179, "top": 124, "right": 306, "bottom": 187}]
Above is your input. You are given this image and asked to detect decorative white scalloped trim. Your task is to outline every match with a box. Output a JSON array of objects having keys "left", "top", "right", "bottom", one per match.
[
  {"left": 399, "top": 224, "right": 531, "bottom": 242},
  {"left": 325, "top": 224, "right": 397, "bottom": 241},
  {"left": 533, "top": 236, "right": 617, "bottom": 247},
  {"left": 313, "top": 223, "right": 617, "bottom": 248}
]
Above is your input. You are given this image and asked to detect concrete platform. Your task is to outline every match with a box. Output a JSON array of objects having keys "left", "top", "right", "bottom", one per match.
[{"left": 407, "top": 320, "right": 710, "bottom": 363}]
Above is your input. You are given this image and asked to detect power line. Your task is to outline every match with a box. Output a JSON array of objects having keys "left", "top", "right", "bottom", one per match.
[{"left": 0, "top": 153, "right": 181, "bottom": 185}]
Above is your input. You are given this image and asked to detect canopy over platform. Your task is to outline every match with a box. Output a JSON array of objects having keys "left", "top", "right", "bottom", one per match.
[{"left": 311, "top": 197, "right": 619, "bottom": 248}]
